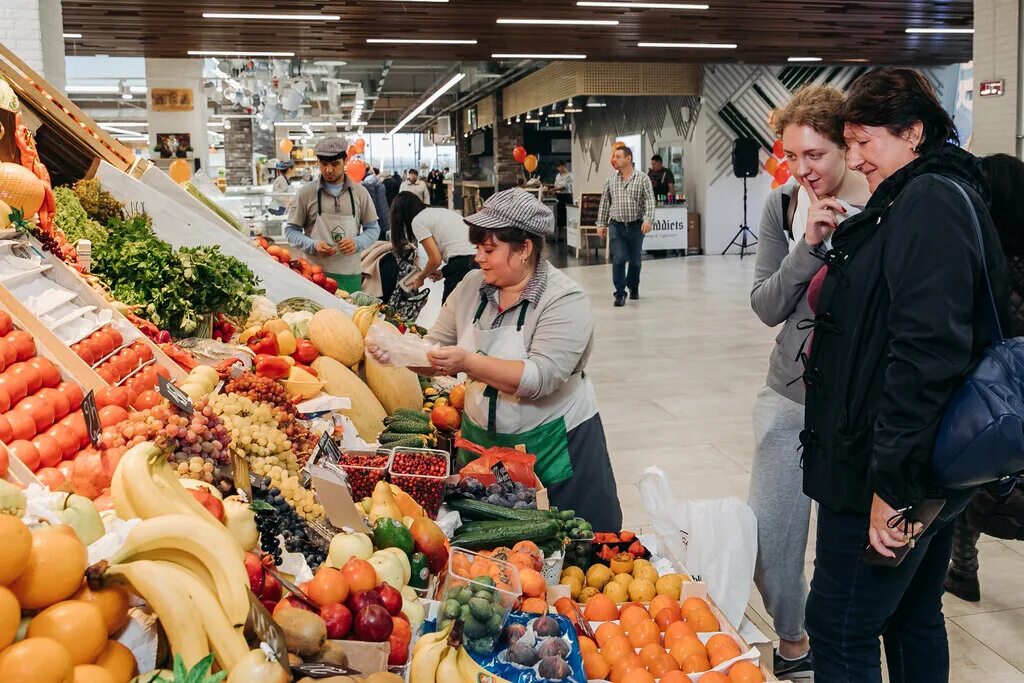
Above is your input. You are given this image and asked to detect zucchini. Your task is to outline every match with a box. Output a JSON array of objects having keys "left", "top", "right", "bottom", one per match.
[
  {"left": 448, "top": 496, "right": 554, "bottom": 522},
  {"left": 452, "top": 518, "right": 561, "bottom": 550}
]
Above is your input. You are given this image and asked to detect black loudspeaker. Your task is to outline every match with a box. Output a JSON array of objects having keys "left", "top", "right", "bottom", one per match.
[{"left": 732, "top": 137, "right": 760, "bottom": 178}]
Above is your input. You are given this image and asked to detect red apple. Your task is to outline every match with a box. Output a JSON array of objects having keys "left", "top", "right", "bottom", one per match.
[
  {"left": 376, "top": 583, "right": 403, "bottom": 617},
  {"left": 273, "top": 595, "right": 317, "bottom": 617},
  {"left": 188, "top": 488, "right": 225, "bottom": 522},
  {"left": 388, "top": 632, "right": 410, "bottom": 665},
  {"left": 346, "top": 590, "right": 384, "bottom": 616},
  {"left": 260, "top": 599, "right": 278, "bottom": 614},
  {"left": 354, "top": 604, "right": 393, "bottom": 642},
  {"left": 244, "top": 552, "right": 282, "bottom": 602},
  {"left": 430, "top": 403, "right": 461, "bottom": 431},
  {"left": 321, "top": 603, "right": 353, "bottom": 640}
]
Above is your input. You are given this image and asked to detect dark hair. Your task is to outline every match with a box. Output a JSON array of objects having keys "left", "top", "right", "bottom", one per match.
[
  {"left": 444, "top": 167, "right": 450, "bottom": 171},
  {"left": 408, "top": 169, "right": 419, "bottom": 176},
  {"left": 651, "top": 154, "right": 663, "bottom": 163},
  {"left": 467, "top": 224, "right": 543, "bottom": 268},
  {"left": 617, "top": 146, "right": 633, "bottom": 160},
  {"left": 838, "top": 67, "right": 959, "bottom": 155},
  {"left": 389, "top": 191, "right": 428, "bottom": 254},
  {"left": 372, "top": 167, "right": 380, "bottom": 175}
]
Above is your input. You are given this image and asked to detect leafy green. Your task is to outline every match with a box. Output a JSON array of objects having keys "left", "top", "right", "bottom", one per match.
[
  {"left": 178, "top": 245, "right": 262, "bottom": 322},
  {"left": 71, "top": 177, "right": 125, "bottom": 226},
  {"left": 53, "top": 186, "right": 109, "bottom": 246}
]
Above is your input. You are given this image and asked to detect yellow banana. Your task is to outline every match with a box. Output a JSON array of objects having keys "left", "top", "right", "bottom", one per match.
[
  {"left": 457, "top": 646, "right": 513, "bottom": 683},
  {"left": 410, "top": 635, "right": 449, "bottom": 683},
  {"left": 436, "top": 646, "right": 460, "bottom": 683},
  {"left": 118, "top": 444, "right": 190, "bottom": 520},
  {"left": 105, "top": 561, "right": 210, "bottom": 668},
  {"left": 413, "top": 621, "right": 452, "bottom": 658},
  {"left": 148, "top": 455, "right": 222, "bottom": 526},
  {"left": 110, "top": 457, "right": 138, "bottom": 520},
  {"left": 151, "top": 561, "right": 249, "bottom": 670},
  {"left": 131, "top": 548, "right": 218, "bottom": 595}
]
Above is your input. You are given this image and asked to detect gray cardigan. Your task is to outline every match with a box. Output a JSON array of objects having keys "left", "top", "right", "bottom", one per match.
[{"left": 750, "top": 186, "right": 825, "bottom": 405}]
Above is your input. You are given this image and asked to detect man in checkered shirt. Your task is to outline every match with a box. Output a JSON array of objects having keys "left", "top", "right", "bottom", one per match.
[{"left": 596, "top": 146, "right": 656, "bottom": 307}]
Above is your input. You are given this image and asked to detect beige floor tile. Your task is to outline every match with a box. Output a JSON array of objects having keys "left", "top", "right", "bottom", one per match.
[
  {"left": 942, "top": 541, "right": 1024, "bottom": 618},
  {"left": 952, "top": 609, "right": 1024, "bottom": 674},
  {"left": 946, "top": 620, "right": 1024, "bottom": 682}
]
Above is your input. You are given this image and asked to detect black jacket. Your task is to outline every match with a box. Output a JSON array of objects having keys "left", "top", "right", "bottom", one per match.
[{"left": 802, "top": 146, "right": 1012, "bottom": 515}]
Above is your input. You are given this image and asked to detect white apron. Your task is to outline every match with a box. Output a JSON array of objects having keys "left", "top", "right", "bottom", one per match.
[{"left": 311, "top": 187, "right": 361, "bottom": 277}]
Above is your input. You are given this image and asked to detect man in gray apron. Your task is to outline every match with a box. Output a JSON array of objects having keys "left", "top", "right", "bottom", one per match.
[{"left": 284, "top": 137, "right": 380, "bottom": 293}]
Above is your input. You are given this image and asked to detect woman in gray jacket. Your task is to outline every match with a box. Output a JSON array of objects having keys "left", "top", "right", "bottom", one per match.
[{"left": 748, "top": 86, "right": 869, "bottom": 677}]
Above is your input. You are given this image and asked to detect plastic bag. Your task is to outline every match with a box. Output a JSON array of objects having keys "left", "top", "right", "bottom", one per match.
[
  {"left": 455, "top": 436, "right": 538, "bottom": 487},
  {"left": 638, "top": 466, "right": 757, "bottom": 627},
  {"left": 365, "top": 321, "right": 438, "bottom": 368}
]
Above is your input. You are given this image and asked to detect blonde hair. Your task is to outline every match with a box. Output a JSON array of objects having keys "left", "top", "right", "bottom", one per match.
[{"left": 772, "top": 85, "right": 846, "bottom": 148}]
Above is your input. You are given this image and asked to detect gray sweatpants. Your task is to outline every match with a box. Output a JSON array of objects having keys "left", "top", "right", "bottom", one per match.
[{"left": 747, "top": 385, "right": 812, "bottom": 642}]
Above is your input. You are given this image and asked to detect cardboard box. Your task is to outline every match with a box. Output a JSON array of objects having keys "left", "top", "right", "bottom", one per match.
[{"left": 687, "top": 212, "right": 703, "bottom": 255}]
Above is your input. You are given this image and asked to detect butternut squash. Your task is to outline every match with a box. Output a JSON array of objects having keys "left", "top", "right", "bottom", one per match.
[
  {"left": 309, "top": 309, "right": 364, "bottom": 366},
  {"left": 364, "top": 350, "right": 423, "bottom": 415},
  {"left": 311, "top": 357, "right": 386, "bottom": 441}
]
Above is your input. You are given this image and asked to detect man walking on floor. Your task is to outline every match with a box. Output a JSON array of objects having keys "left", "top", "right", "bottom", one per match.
[{"left": 597, "top": 146, "right": 656, "bottom": 307}]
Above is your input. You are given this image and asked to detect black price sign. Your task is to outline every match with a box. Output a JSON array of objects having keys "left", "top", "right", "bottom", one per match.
[
  {"left": 244, "top": 592, "right": 289, "bottom": 671},
  {"left": 313, "top": 430, "right": 343, "bottom": 465},
  {"left": 82, "top": 390, "right": 102, "bottom": 447},
  {"left": 292, "top": 663, "right": 362, "bottom": 678},
  {"left": 491, "top": 462, "right": 514, "bottom": 492},
  {"left": 158, "top": 374, "right": 194, "bottom": 414}
]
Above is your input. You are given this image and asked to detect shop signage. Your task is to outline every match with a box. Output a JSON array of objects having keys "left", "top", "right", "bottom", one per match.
[
  {"left": 980, "top": 80, "right": 1005, "bottom": 97},
  {"left": 151, "top": 88, "right": 195, "bottom": 111},
  {"left": 644, "top": 208, "right": 689, "bottom": 251}
]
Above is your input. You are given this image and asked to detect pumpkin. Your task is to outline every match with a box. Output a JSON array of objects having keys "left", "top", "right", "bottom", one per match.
[
  {"left": 0, "top": 163, "right": 45, "bottom": 217},
  {"left": 309, "top": 309, "right": 364, "bottom": 366},
  {"left": 363, "top": 347, "right": 423, "bottom": 414},
  {"left": 311, "top": 357, "right": 386, "bottom": 441}
]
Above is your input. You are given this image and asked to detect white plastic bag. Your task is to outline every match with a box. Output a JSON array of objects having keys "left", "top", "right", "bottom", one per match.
[
  {"left": 366, "top": 322, "right": 438, "bottom": 368},
  {"left": 638, "top": 466, "right": 757, "bottom": 627}
]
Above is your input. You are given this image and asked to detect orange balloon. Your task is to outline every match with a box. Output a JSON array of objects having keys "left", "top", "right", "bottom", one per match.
[
  {"left": 279, "top": 138, "right": 294, "bottom": 154},
  {"left": 168, "top": 158, "right": 191, "bottom": 183},
  {"left": 346, "top": 157, "right": 367, "bottom": 183},
  {"left": 355, "top": 138, "right": 366, "bottom": 153},
  {"left": 524, "top": 154, "right": 538, "bottom": 173},
  {"left": 765, "top": 156, "right": 780, "bottom": 175}
]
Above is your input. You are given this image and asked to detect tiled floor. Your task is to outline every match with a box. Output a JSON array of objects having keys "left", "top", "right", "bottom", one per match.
[{"left": 561, "top": 254, "right": 1024, "bottom": 682}]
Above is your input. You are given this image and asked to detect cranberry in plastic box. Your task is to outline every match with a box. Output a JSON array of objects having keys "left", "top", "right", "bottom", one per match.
[
  {"left": 388, "top": 447, "right": 450, "bottom": 519},
  {"left": 337, "top": 449, "right": 392, "bottom": 502}
]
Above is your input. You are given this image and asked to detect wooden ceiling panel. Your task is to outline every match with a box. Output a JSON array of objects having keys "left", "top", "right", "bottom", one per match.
[{"left": 59, "top": 0, "right": 973, "bottom": 65}]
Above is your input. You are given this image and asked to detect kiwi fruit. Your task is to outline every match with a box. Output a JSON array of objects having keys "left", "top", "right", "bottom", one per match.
[
  {"left": 276, "top": 608, "right": 328, "bottom": 656},
  {"left": 312, "top": 641, "right": 350, "bottom": 668}
]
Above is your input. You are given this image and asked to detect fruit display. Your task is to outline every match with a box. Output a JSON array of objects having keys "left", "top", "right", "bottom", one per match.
[
  {"left": 594, "top": 530, "right": 651, "bottom": 564},
  {"left": 492, "top": 613, "right": 587, "bottom": 682},
  {"left": 337, "top": 450, "right": 392, "bottom": 501},
  {"left": 438, "top": 549, "right": 522, "bottom": 654},
  {"left": 448, "top": 499, "right": 588, "bottom": 554},
  {"left": 378, "top": 408, "right": 439, "bottom": 449},
  {"left": 251, "top": 236, "right": 340, "bottom": 294},
  {"left": 389, "top": 448, "right": 449, "bottom": 518},
  {"left": 453, "top": 476, "right": 540, "bottom": 509},
  {"left": 564, "top": 555, "right": 688, "bottom": 607},
  {"left": 409, "top": 621, "right": 516, "bottom": 683}
]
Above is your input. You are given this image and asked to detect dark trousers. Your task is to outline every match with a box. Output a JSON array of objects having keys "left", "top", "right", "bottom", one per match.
[
  {"left": 555, "top": 193, "right": 572, "bottom": 229},
  {"left": 546, "top": 413, "right": 623, "bottom": 533},
  {"left": 379, "top": 252, "right": 399, "bottom": 304},
  {"left": 441, "top": 255, "right": 478, "bottom": 303},
  {"left": 806, "top": 505, "right": 956, "bottom": 683},
  {"left": 610, "top": 219, "right": 644, "bottom": 295}
]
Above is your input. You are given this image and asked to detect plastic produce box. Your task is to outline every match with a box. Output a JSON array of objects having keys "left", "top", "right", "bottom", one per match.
[
  {"left": 438, "top": 548, "right": 522, "bottom": 654},
  {"left": 388, "top": 447, "right": 450, "bottom": 519},
  {"left": 336, "top": 448, "right": 392, "bottom": 502}
]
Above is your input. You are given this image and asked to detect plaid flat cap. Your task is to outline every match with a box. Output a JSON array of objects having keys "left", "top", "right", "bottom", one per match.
[
  {"left": 465, "top": 189, "right": 554, "bottom": 237},
  {"left": 314, "top": 137, "right": 346, "bottom": 161}
]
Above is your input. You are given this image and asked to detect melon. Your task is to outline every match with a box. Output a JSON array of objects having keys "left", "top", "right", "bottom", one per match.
[
  {"left": 311, "top": 357, "right": 386, "bottom": 441},
  {"left": 0, "top": 163, "right": 45, "bottom": 217},
  {"left": 364, "top": 349, "right": 423, "bottom": 414},
  {"left": 309, "top": 309, "right": 364, "bottom": 366}
]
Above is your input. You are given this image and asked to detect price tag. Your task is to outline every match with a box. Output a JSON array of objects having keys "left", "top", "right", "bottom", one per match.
[
  {"left": 158, "top": 374, "right": 194, "bottom": 414},
  {"left": 292, "top": 663, "right": 362, "bottom": 678},
  {"left": 313, "top": 430, "right": 343, "bottom": 465},
  {"left": 82, "top": 390, "right": 102, "bottom": 447},
  {"left": 264, "top": 565, "right": 321, "bottom": 612},
  {"left": 491, "top": 462, "right": 514, "bottom": 492},
  {"left": 244, "top": 593, "right": 289, "bottom": 671}
]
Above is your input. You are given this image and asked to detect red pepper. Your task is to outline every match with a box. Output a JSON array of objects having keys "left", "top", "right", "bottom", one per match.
[
  {"left": 247, "top": 328, "right": 279, "bottom": 356},
  {"left": 254, "top": 354, "right": 290, "bottom": 380},
  {"left": 292, "top": 339, "right": 319, "bottom": 365}
]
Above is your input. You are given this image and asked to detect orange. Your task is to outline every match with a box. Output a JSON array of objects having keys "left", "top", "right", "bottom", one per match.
[
  {"left": 681, "top": 653, "right": 712, "bottom": 674},
  {"left": 601, "top": 635, "right": 635, "bottom": 663},
  {"left": 687, "top": 607, "right": 721, "bottom": 633},
  {"left": 583, "top": 652, "right": 611, "bottom": 680},
  {"left": 626, "top": 618, "right": 660, "bottom": 648},
  {"left": 681, "top": 596, "right": 709, "bottom": 618},
  {"left": 639, "top": 643, "right": 667, "bottom": 667},
  {"left": 519, "top": 568, "right": 546, "bottom": 598},
  {"left": 649, "top": 653, "right": 680, "bottom": 677},
  {"left": 664, "top": 620, "right": 698, "bottom": 650},
  {"left": 710, "top": 644, "right": 742, "bottom": 667},
  {"left": 619, "top": 603, "right": 651, "bottom": 630},
  {"left": 620, "top": 669, "right": 656, "bottom": 683},
  {"left": 596, "top": 621, "right": 626, "bottom": 647},
  {"left": 655, "top": 606, "right": 683, "bottom": 632},
  {"left": 609, "top": 652, "right": 644, "bottom": 683},
  {"left": 701, "top": 673, "right": 731, "bottom": 683},
  {"left": 669, "top": 636, "right": 707, "bottom": 667},
  {"left": 649, "top": 594, "right": 679, "bottom": 619},
  {"left": 659, "top": 671, "right": 691, "bottom": 683},
  {"left": 584, "top": 593, "right": 620, "bottom": 622},
  {"left": 728, "top": 661, "right": 766, "bottom": 683},
  {"left": 521, "top": 597, "right": 548, "bottom": 614},
  {"left": 578, "top": 635, "right": 599, "bottom": 656}
]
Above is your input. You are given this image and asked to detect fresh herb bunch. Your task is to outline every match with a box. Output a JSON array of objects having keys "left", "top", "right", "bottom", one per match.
[
  {"left": 178, "top": 245, "right": 261, "bottom": 322},
  {"left": 71, "top": 177, "right": 125, "bottom": 226},
  {"left": 53, "top": 186, "right": 108, "bottom": 246}
]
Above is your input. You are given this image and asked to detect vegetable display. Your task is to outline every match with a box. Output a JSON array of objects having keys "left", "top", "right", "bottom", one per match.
[{"left": 52, "top": 187, "right": 108, "bottom": 246}]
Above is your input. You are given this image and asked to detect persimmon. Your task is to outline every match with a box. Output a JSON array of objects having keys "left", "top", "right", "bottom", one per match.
[{"left": 595, "top": 621, "right": 625, "bottom": 647}]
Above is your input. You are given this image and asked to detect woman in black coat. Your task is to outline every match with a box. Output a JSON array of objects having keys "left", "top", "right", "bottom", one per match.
[{"left": 800, "top": 68, "right": 1011, "bottom": 682}]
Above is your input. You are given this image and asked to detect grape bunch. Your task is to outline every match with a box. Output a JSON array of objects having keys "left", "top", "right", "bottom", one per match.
[
  {"left": 252, "top": 477, "right": 326, "bottom": 570},
  {"left": 223, "top": 373, "right": 297, "bottom": 415},
  {"left": 274, "top": 407, "right": 317, "bottom": 467}
]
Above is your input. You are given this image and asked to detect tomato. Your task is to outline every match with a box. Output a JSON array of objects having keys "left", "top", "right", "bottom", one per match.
[
  {"left": 0, "top": 414, "right": 11, "bottom": 442},
  {"left": 27, "top": 357, "right": 61, "bottom": 389},
  {"left": 119, "top": 348, "right": 140, "bottom": 372},
  {"left": 134, "top": 341, "right": 154, "bottom": 362},
  {"left": 0, "top": 339, "right": 16, "bottom": 368},
  {"left": 92, "top": 330, "right": 115, "bottom": 358},
  {"left": 86, "top": 336, "right": 108, "bottom": 363},
  {"left": 55, "top": 382, "right": 84, "bottom": 412},
  {"left": 98, "top": 405, "right": 129, "bottom": 428},
  {"left": 0, "top": 374, "right": 27, "bottom": 405},
  {"left": 133, "top": 390, "right": 164, "bottom": 411},
  {"left": 56, "top": 459, "right": 75, "bottom": 480},
  {"left": 96, "top": 365, "right": 119, "bottom": 385},
  {"left": 71, "top": 342, "right": 95, "bottom": 366},
  {"left": 123, "top": 382, "right": 140, "bottom": 406},
  {"left": 35, "top": 388, "right": 70, "bottom": 421},
  {"left": 155, "top": 365, "right": 171, "bottom": 380},
  {"left": 0, "top": 311, "right": 12, "bottom": 337},
  {"left": 4, "top": 331, "right": 34, "bottom": 362},
  {"left": 95, "top": 386, "right": 130, "bottom": 410},
  {"left": 60, "top": 412, "right": 89, "bottom": 448},
  {"left": 5, "top": 363, "right": 41, "bottom": 395},
  {"left": 31, "top": 434, "right": 62, "bottom": 468},
  {"left": 7, "top": 440, "right": 39, "bottom": 471},
  {"left": 45, "top": 424, "right": 79, "bottom": 459},
  {"left": 35, "top": 466, "right": 66, "bottom": 490},
  {"left": 105, "top": 326, "right": 124, "bottom": 348},
  {"left": 16, "top": 396, "right": 54, "bottom": 433},
  {"left": 0, "top": 388, "right": 9, "bottom": 414},
  {"left": 112, "top": 353, "right": 135, "bottom": 379}
]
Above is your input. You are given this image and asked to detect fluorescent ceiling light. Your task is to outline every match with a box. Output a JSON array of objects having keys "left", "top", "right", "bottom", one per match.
[
  {"left": 577, "top": 1, "right": 708, "bottom": 8},
  {"left": 788, "top": 56, "right": 822, "bottom": 62},
  {"left": 187, "top": 50, "right": 295, "bottom": 57},
  {"left": 905, "top": 27, "right": 974, "bottom": 34},
  {"left": 98, "top": 122, "right": 147, "bottom": 128},
  {"left": 525, "top": 119, "right": 541, "bottom": 123},
  {"left": 63, "top": 33, "right": 82, "bottom": 39},
  {"left": 66, "top": 85, "right": 119, "bottom": 94},
  {"left": 548, "top": 112, "right": 566, "bottom": 118},
  {"left": 492, "top": 53, "right": 587, "bottom": 59},
  {"left": 586, "top": 97, "right": 607, "bottom": 107},
  {"left": 497, "top": 18, "right": 619, "bottom": 26},
  {"left": 368, "top": 38, "right": 478, "bottom": 45},
  {"left": 388, "top": 72, "right": 465, "bottom": 136},
  {"left": 638, "top": 41, "right": 737, "bottom": 48},
  {"left": 203, "top": 12, "right": 340, "bottom": 20}
]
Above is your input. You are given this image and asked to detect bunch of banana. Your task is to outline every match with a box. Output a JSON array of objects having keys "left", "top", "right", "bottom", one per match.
[
  {"left": 353, "top": 303, "right": 382, "bottom": 337},
  {"left": 111, "top": 442, "right": 221, "bottom": 527},
  {"left": 410, "top": 622, "right": 511, "bottom": 683}
]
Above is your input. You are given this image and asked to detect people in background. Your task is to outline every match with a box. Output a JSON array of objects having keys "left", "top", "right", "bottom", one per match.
[
  {"left": 801, "top": 68, "right": 1010, "bottom": 682},
  {"left": 383, "top": 170, "right": 402, "bottom": 208},
  {"left": 596, "top": 146, "right": 656, "bottom": 307},
  {"left": 268, "top": 160, "right": 296, "bottom": 215},
  {"left": 389, "top": 191, "right": 477, "bottom": 302},
  {"left": 444, "top": 166, "right": 454, "bottom": 182},
  {"left": 401, "top": 169, "right": 431, "bottom": 205},
  {"left": 284, "top": 137, "right": 381, "bottom": 294},
  {"left": 748, "top": 85, "right": 870, "bottom": 680},
  {"left": 648, "top": 154, "right": 676, "bottom": 199},
  {"left": 553, "top": 161, "right": 574, "bottom": 230},
  {"left": 428, "top": 168, "right": 447, "bottom": 206},
  {"left": 361, "top": 164, "right": 391, "bottom": 241}
]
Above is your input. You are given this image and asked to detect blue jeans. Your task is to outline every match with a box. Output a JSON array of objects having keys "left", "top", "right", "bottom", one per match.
[
  {"left": 610, "top": 219, "right": 644, "bottom": 295},
  {"left": 806, "top": 505, "right": 956, "bottom": 683}
]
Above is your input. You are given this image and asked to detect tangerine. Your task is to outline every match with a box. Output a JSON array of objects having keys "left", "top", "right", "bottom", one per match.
[
  {"left": 595, "top": 621, "right": 626, "bottom": 647},
  {"left": 601, "top": 635, "right": 635, "bottom": 663},
  {"left": 520, "top": 568, "right": 546, "bottom": 598},
  {"left": 655, "top": 606, "right": 683, "bottom": 632},
  {"left": 584, "top": 593, "right": 620, "bottom": 621},
  {"left": 620, "top": 669, "right": 656, "bottom": 683},
  {"left": 649, "top": 594, "right": 679, "bottom": 618},
  {"left": 619, "top": 604, "right": 651, "bottom": 630},
  {"left": 680, "top": 652, "right": 712, "bottom": 674},
  {"left": 639, "top": 643, "right": 666, "bottom": 667},
  {"left": 626, "top": 618, "right": 660, "bottom": 648},
  {"left": 578, "top": 635, "right": 598, "bottom": 655},
  {"left": 583, "top": 652, "right": 611, "bottom": 680},
  {"left": 649, "top": 652, "right": 680, "bottom": 677},
  {"left": 681, "top": 596, "right": 709, "bottom": 618},
  {"left": 728, "top": 661, "right": 766, "bottom": 683},
  {"left": 701, "top": 672, "right": 731, "bottom": 683},
  {"left": 669, "top": 636, "right": 707, "bottom": 667},
  {"left": 659, "top": 671, "right": 691, "bottom": 683},
  {"left": 687, "top": 607, "right": 721, "bottom": 632},
  {"left": 609, "top": 653, "right": 644, "bottom": 683},
  {"left": 664, "top": 621, "right": 698, "bottom": 650},
  {"left": 521, "top": 597, "right": 548, "bottom": 614}
]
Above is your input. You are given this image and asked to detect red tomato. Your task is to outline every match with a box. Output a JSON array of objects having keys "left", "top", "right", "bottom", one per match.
[
  {"left": 0, "top": 339, "right": 16, "bottom": 368},
  {"left": 96, "top": 365, "right": 119, "bottom": 385},
  {"left": 59, "top": 412, "right": 89, "bottom": 449},
  {"left": 0, "top": 414, "right": 11, "bottom": 442},
  {"left": 7, "top": 440, "right": 39, "bottom": 471},
  {"left": 92, "top": 330, "right": 115, "bottom": 358},
  {"left": 0, "top": 388, "right": 9, "bottom": 414},
  {"left": 27, "top": 357, "right": 61, "bottom": 388},
  {"left": 155, "top": 365, "right": 171, "bottom": 380},
  {"left": 35, "top": 388, "right": 70, "bottom": 421},
  {"left": 84, "top": 337, "right": 107, "bottom": 363},
  {"left": 35, "top": 466, "right": 66, "bottom": 490},
  {"left": 56, "top": 382, "right": 84, "bottom": 411},
  {"left": 31, "top": 434, "right": 62, "bottom": 469},
  {"left": 6, "top": 411, "right": 34, "bottom": 441},
  {"left": 56, "top": 459, "right": 74, "bottom": 480},
  {"left": 95, "top": 386, "right": 130, "bottom": 410},
  {"left": 0, "top": 311, "right": 12, "bottom": 337},
  {"left": 71, "top": 342, "right": 95, "bottom": 366},
  {"left": 46, "top": 424, "right": 79, "bottom": 459},
  {"left": 0, "top": 375, "right": 27, "bottom": 406},
  {"left": 16, "top": 396, "right": 54, "bottom": 433},
  {"left": 134, "top": 342, "right": 154, "bottom": 362},
  {"left": 133, "top": 390, "right": 164, "bottom": 411},
  {"left": 112, "top": 353, "right": 135, "bottom": 378},
  {"left": 98, "top": 405, "right": 129, "bottom": 428},
  {"left": 5, "top": 363, "right": 41, "bottom": 395},
  {"left": 4, "top": 331, "right": 34, "bottom": 362},
  {"left": 123, "top": 382, "right": 140, "bottom": 406},
  {"left": 105, "top": 326, "right": 124, "bottom": 348}
]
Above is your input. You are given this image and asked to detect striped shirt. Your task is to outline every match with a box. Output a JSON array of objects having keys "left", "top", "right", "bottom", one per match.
[{"left": 596, "top": 168, "right": 656, "bottom": 228}]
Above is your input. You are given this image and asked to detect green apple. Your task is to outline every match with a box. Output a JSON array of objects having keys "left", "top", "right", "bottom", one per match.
[
  {"left": 327, "top": 532, "right": 373, "bottom": 568},
  {"left": 50, "top": 492, "right": 104, "bottom": 545}
]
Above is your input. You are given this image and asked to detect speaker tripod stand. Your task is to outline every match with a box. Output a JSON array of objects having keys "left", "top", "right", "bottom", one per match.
[{"left": 722, "top": 176, "right": 758, "bottom": 258}]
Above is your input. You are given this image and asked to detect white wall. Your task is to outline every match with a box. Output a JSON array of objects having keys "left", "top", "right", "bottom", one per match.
[
  {"left": 0, "top": 0, "right": 66, "bottom": 89},
  {"left": 145, "top": 58, "right": 210, "bottom": 171},
  {"left": 972, "top": 0, "right": 1020, "bottom": 156}
]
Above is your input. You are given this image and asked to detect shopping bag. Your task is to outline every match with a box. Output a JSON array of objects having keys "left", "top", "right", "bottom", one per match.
[{"left": 638, "top": 466, "right": 757, "bottom": 627}]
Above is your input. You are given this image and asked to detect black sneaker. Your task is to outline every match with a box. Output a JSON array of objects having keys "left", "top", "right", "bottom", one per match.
[
  {"left": 774, "top": 650, "right": 814, "bottom": 679},
  {"left": 629, "top": 290, "right": 639, "bottom": 300},
  {"left": 614, "top": 293, "right": 626, "bottom": 307},
  {"left": 944, "top": 568, "right": 981, "bottom": 602}
]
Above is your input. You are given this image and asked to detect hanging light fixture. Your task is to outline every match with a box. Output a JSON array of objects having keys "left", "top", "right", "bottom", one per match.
[
  {"left": 586, "top": 96, "right": 607, "bottom": 108},
  {"left": 564, "top": 97, "right": 583, "bottom": 113}
]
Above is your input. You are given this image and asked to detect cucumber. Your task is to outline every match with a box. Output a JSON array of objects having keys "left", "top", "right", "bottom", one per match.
[
  {"left": 384, "top": 435, "right": 432, "bottom": 449},
  {"left": 393, "top": 408, "right": 431, "bottom": 422},
  {"left": 387, "top": 419, "right": 434, "bottom": 435},
  {"left": 452, "top": 518, "right": 561, "bottom": 550},
  {"left": 379, "top": 431, "right": 414, "bottom": 445},
  {"left": 448, "top": 496, "right": 555, "bottom": 522}
]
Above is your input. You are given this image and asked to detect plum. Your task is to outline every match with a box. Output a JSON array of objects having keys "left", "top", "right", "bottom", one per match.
[
  {"left": 502, "top": 623, "right": 528, "bottom": 646},
  {"left": 538, "top": 656, "right": 571, "bottom": 680},
  {"left": 506, "top": 643, "right": 540, "bottom": 667},
  {"left": 537, "top": 638, "right": 570, "bottom": 660},
  {"left": 532, "top": 615, "right": 561, "bottom": 638}
]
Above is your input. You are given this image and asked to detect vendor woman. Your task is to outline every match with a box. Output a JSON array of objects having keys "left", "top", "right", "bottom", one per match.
[
  {"left": 285, "top": 137, "right": 380, "bottom": 293},
  {"left": 370, "top": 190, "right": 622, "bottom": 530}
]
